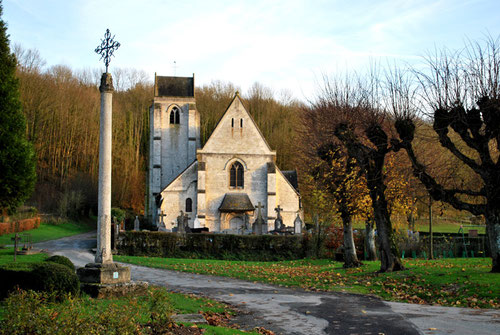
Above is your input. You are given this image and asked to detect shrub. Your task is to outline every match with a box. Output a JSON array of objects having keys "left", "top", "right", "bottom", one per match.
[
  {"left": 30, "top": 262, "right": 79, "bottom": 298},
  {"left": 45, "top": 255, "right": 75, "bottom": 272},
  {"left": 0, "top": 266, "right": 34, "bottom": 299},
  {"left": 111, "top": 207, "right": 126, "bottom": 223},
  {"left": 0, "top": 289, "right": 141, "bottom": 335}
]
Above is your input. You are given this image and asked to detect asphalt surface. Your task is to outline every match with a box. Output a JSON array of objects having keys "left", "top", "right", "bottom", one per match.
[{"left": 35, "top": 232, "right": 500, "bottom": 335}]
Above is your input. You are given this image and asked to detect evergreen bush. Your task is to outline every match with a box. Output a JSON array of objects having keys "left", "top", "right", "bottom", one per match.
[
  {"left": 30, "top": 262, "right": 79, "bottom": 298},
  {"left": 45, "top": 255, "right": 75, "bottom": 272},
  {"left": 0, "top": 2, "right": 36, "bottom": 214}
]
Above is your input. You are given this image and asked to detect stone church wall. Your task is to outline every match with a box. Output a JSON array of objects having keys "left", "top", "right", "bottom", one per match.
[
  {"left": 276, "top": 169, "right": 302, "bottom": 227},
  {"left": 159, "top": 161, "right": 198, "bottom": 229},
  {"left": 200, "top": 153, "right": 274, "bottom": 232}
]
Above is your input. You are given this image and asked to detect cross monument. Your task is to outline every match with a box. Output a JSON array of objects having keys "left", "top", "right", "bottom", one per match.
[{"left": 77, "top": 29, "right": 130, "bottom": 291}]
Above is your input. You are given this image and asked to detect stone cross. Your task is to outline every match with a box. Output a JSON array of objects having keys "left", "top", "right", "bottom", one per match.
[
  {"left": 274, "top": 205, "right": 284, "bottom": 231},
  {"left": 253, "top": 202, "right": 265, "bottom": 235},
  {"left": 275, "top": 205, "right": 283, "bottom": 219},
  {"left": 183, "top": 212, "right": 191, "bottom": 232},
  {"left": 158, "top": 211, "right": 167, "bottom": 227},
  {"left": 75, "top": 30, "right": 130, "bottom": 287}
]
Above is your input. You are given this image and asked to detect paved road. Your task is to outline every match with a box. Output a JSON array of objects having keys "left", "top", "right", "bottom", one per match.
[{"left": 36, "top": 232, "right": 499, "bottom": 335}]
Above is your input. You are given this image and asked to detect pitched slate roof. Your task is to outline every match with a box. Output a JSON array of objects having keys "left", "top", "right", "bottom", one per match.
[
  {"left": 282, "top": 170, "right": 299, "bottom": 192},
  {"left": 219, "top": 193, "right": 255, "bottom": 212},
  {"left": 155, "top": 75, "right": 194, "bottom": 97}
]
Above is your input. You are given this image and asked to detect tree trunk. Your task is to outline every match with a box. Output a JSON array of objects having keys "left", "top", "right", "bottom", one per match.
[
  {"left": 365, "top": 219, "right": 377, "bottom": 261},
  {"left": 374, "top": 204, "right": 404, "bottom": 272},
  {"left": 341, "top": 212, "right": 361, "bottom": 268},
  {"left": 368, "top": 163, "right": 404, "bottom": 272},
  {"left": 486, "top": 211, "right": 500, "bottom": 273}
]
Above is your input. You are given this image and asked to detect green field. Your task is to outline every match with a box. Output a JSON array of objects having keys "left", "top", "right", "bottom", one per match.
[
  {"left": 115, "top": 255, "right": 499, "bottom": 309},
  {"left": 0, "top": 220, "right": 95, "bottom": 246}
]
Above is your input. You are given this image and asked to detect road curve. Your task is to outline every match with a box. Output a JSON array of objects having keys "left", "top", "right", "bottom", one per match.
[{"left": 36, "top": 232, "right": 499, "bottom": 335}]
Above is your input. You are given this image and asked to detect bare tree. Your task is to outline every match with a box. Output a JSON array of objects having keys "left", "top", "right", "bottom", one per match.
[
  {"left": 310, "top": 73, "right": 405, "bottom": 272},
  {"left": 392, "top": 36, "right": 500, "bottom": 272}
]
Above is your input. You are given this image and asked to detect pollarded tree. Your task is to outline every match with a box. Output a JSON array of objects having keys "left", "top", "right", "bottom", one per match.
[
  {"left": 0, "top": 2, "right": 36, "bottom": 214},
  {"left": 393, "top": 37, "right": 500, "bottom": 272},
  {"left": 306, "top": 73, "right": 405, "bottom": 272},
  {"left": 314, "top": 143, "right": 367, "bottom": 268}
]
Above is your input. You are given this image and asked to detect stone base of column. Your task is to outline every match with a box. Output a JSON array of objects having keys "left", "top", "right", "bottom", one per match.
[
  {"left": 77, "top": 262, "right": 141, "bottom": 298},
  {"left": 77, "top": 262, "right": 131, "bottom": 284},
  {"left": 80, "top": 281, "right": 149, "bottom": 299}
]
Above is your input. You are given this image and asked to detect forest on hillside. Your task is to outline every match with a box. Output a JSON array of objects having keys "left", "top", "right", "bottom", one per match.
[
  {"left": 14, "top": 46, "right": 303, "bottom": 217},
  {"left": 13, "top": 44, "right": 489, "bottom": 230}
]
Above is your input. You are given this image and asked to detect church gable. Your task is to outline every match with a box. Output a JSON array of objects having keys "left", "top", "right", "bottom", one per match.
[{"left": 199, "top": 94, "right": 275, "bottom": 155}]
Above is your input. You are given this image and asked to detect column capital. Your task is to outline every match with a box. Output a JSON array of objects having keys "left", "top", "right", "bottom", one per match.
[{"left": 99, "top": 73, "right": 114, "bottom": 92}]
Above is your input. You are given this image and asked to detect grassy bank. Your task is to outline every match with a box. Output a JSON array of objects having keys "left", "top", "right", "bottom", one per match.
[
  {"left": 0, "top": 287, "right": 262, "bottom": 335},
  {"left": 115, "top": 256, "right": 499, "bottom": 309},
  {"left": 0, "top": 220, "right": 95, "bottom": 245}
]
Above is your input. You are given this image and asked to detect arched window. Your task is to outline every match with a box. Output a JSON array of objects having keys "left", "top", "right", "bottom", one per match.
[
  {"left": 231, "top": 118, "right": 234, "bottom": 128},
  {"left": 170, "top": 107, "right": 180, "bottom": 124},
  {"left": 229, "top": 161, "right": 244, "bottom": 188},
  {"left": 185, "top": 198, "right": 192, "bottom": 212},
  {"left": 240, "top": 118, "right": 243, "bottom": 128}
]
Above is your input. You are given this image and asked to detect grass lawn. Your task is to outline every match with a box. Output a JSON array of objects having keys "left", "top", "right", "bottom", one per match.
[
  {"left": 0, "top": 220, "right": 95, "bottom": 246},
  {"left": 0, "top": 247, "right": 48, "bottom": 268},
  {"left": 115, "top": 255, "right": 499, "bottom": 309}
]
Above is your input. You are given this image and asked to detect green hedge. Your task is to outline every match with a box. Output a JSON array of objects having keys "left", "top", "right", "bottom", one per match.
[
  {"left": 0, "top": 262, "right": 79, "bottom": 300},
  {"left": 45, "top": 255, "right": 76, "bottom": 272},
  {"left": 117, "top": 232, "right": 311, "bottom": 261}
]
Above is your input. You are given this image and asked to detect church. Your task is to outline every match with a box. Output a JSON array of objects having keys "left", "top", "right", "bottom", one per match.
[{"left": 147, "top": 74, "right": 303, "bottom": 234}]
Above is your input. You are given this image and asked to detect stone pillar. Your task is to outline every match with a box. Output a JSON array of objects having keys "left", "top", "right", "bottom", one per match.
[
  {"left": 95, "top": 73, "right": 114, "bottom": 264},
  {"left": 77, "top": 73, "right": 131, "bottom": 296}
]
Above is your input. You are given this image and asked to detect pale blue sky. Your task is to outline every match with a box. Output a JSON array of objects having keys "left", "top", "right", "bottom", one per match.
[{"left": 3, "top": 0, "right": 499, "bottom": 98}]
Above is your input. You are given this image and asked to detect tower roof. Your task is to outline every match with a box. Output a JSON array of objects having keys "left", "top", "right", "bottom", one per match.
[{"left": 154, "top": 75, "right": 194, "bottom": 97}]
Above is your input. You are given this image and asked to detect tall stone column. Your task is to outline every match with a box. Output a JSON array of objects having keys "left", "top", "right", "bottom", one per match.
[
  {"left": 96, "top": 73, "right": 114, "bottom": 264},
  {"left": 77, "top": 73, "right": 130, "bottom": 294}
]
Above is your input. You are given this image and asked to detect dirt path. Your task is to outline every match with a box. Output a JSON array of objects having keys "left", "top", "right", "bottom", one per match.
[{"left": 36, "top": 232, "right": 499, "bottom": 335}]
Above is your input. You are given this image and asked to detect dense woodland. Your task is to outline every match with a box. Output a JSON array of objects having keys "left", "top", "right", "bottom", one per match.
[
  {"left": 14, "top": 45, "right": 483, "bottom": 222},
  {"left": 14, "top": 46, "right": 303, "bottom": 217}
]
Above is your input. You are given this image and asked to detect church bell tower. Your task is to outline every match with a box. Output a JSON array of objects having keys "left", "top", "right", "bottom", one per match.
[{"left": 147, "top": 74, "right": 200, "bottom": 223}]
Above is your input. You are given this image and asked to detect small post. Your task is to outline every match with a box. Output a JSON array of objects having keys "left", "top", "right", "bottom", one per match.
[
  {"left": 429, "top": 194, "right": 433, "bottom": 259},
  {"left": 12, "top": 233, "right": 18, "bottom": 262}
]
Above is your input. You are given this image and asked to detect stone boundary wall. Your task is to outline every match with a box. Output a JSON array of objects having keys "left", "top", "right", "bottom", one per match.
[{"left": 0, "top": 217, "right": 41, "bottom": 236}]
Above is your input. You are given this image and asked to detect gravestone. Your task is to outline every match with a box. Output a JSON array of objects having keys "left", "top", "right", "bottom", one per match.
[
  {"left": 274, "top": 205, "right": 285, "bottom": 231},
  {"left": 193, "top": 215, "right": 201, "bottom": 229},
  {"left": 294, "top": 213, "right": 303, "bottom": 234},
  {"left": 252, "top": 202, "right": 265, "bottom": 235},
  {"left": 133, "top": 216, "right": 140, "bottom": 231},
  {"left": 183, "top": 212, "right": 191, "bottom": 233}
]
